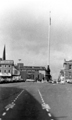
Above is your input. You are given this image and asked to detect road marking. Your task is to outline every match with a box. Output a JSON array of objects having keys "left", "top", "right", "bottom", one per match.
[
  {"left": 5, "top": 89, "right": 24, "bottom": 110},
  {"left": 13, "top": 89, "right": 24, "bottom": 102},
  {"left": 5, "top": 102, "right": 15, "bottom": 110},
  {"left": 46, "top": 109, "right": 49, "bottom": 112},
  {"left": 6, "top": 108, "right": 9, "bottom": 111},
  {"left": 3, "top": 89, "right": 24, "bottom": 118},
  {"left": 38, "top": 89, "right": 54, "bottom": 119},
  {"left": 1, "top": 89, "right": 24, "bottom": 119},
  {"left": 38, "top": 89, "right": 45, "bottom": 103},
  {"left": 2, "top": 112, "right": 6, "bottom": 116},
  {"left": 48, "top": 113, "right": 52, "bottom": 117},
  {"left": 38, "top": 89, "right": 50, "bottom": 110}
]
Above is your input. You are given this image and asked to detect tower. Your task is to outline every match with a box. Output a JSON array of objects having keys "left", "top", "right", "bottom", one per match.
[{"left": 3, "top": 45, "right": 6, "bottom": 60}]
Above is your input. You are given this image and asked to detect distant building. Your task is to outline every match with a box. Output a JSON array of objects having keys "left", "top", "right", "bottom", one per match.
[
  {"left": 0, "top": 45, "right": 21, "bottom": 77},
  {"left": 0, "top": 45, "right": 45, "bottom": 81},
  {"left": 0, "top": 60, "right": 14, "bottom": 77},
  {"left": 63, "top": 59, "right": 72, "bottom": 80},
  {"left": 58, "top": 68, "right": 65, "bottom": 82},
  {"left": 16, "top": 63, "right": 45, "bottom": 81}
]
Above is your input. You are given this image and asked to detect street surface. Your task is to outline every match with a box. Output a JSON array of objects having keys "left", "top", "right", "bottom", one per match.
[
  {"left": 0, "top": 82, "right": 72, "bottom": 120},
  {"left": 0, "top": 86, "right": 56, "bottom": 120}
]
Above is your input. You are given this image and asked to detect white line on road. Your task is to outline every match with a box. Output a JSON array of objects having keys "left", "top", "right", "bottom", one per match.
[
  {"left": 13, "top": 89, "right": 24, "bottom": 102},
  {"left": 6, "top": 108, "right": 9, "bottom": 111},
  {"left": 38, "top": 89, "right": 50, "bottom": 110},
  {"left": 48, "top": 113, "right": 52, "bottom": 117},
  {"left": 5, "top": 89, "right": 24, "bottom": 109},
  {"left": 38, "top": 89, "right": 45, "bottom": 103},
  {"left": 5, "top": 102, "right": 15, "bottom": 109},
  {"left": 0, "top": 89, "right": 25, "bottom": 119},
  {"left": 2, "top": 112, "right": 6, "bottom": 116},
  {"left": 38, "top": 89, "right": 54, "bottom": 119},
  {"left": 1, "top": 89, "right": 24, "bottom": 119}
]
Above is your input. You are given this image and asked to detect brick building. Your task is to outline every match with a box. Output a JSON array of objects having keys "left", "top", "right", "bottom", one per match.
[{"left": 17, "top": 63, "right": 45, "bottom": 81}]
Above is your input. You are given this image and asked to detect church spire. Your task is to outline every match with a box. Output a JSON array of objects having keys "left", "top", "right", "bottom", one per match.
[{"left": 3, "top": 45, "right": 6, "bottom": 60}]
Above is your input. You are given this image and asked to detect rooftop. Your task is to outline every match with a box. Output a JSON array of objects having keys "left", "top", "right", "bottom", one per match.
[{"left": 0, "top": 60, "right": 14, "bottom": 65}]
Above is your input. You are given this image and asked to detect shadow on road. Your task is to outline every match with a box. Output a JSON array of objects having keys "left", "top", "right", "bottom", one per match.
[{"left": 1, "top": 89, "right": 58, "bottom": 120}]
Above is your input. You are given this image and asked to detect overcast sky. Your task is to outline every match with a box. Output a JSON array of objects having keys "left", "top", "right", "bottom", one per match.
[{"left": 0, "top": 0, "right": 72, "bottom": 78}]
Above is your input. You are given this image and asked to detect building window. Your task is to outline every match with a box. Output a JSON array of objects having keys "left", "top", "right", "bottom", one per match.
[
  {"left": 8, "top": 70, "right": 10, "bottom": 73},
  {"left": 0, "top": 70, "right": 1, "bottom": 72},
  {"left": 9, "top": 65, "right": 10, "bottom": 67},
  {"left": 4, "top": 70, "right": 6, "bottom": 73},
  {"left": 69, "top": 65, "right": 72, "bottom": 69}
]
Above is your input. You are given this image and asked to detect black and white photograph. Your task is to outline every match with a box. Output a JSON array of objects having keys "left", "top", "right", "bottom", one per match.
[{"left": 0, "top": 0, "right": 72, "bottom": 120}]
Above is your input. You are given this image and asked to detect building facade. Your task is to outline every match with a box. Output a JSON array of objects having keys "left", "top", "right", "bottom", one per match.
[
  {"left": 16, "top": 63, "right": 45, "bottom": 81},
  {"left": 0, "top": 60, "right": 14, "bottom": 77},
  {"left": 63, "top": 59, "right": 72, "bottom": 80}
]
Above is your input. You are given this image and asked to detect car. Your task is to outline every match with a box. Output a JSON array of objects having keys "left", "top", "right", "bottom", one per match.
[{"left": 66, "top": 79, "right": 72, "bottom": 83}]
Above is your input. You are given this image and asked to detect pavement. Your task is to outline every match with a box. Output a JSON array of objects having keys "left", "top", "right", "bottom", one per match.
[
  {"left": 0, "top": 82, "right": 72, "bottom": 120},
  {"left": 0, "top": 87, "right": 56, "bottom": 120},
  {"left": 0, "top": 87, "right": 22, "bottom": 117}
]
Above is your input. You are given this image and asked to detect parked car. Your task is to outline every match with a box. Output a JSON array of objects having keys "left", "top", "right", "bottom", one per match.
[{"left": 66, "top": 79, "right": 72, "bottom": 83}]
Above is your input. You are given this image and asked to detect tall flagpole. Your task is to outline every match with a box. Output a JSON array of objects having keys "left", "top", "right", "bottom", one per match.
[
  {"left": 48, "top": 11, "right": 51, "bottom": 67},
  {"left": 45, "top": 11, "right": 52, "bottom": 81}
]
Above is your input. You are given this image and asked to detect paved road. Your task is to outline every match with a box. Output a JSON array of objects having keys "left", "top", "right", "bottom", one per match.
[
  {"left": 0, "top": 89, "right": 57, "bottom": 120},
  {"left": 1, "top": 82, "right": 72, "bottom": 120}
]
